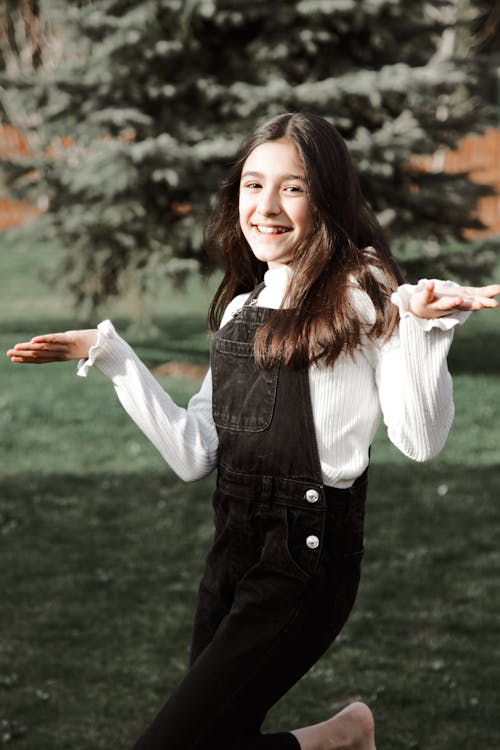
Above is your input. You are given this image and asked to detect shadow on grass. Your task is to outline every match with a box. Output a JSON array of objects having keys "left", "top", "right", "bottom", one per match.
[
  {"left": 365, "top": 459, "right": 500, "bottom": 577},
  {"left": 1, "top": 464, "right": 499, "bottom": 749},
  {"left": 0, "top": 471, "right": 215, "bottom": 750}
]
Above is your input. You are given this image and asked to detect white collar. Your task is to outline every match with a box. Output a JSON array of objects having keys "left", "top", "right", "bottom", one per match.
[{"left": 263, "top": 264, "right": 291, "bottom": 291}]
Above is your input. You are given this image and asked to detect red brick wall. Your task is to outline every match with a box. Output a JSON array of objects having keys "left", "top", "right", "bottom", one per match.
[
  {"left": 444, "top": 128, "right": 499, "bottom": 236},
  {"left": 0, "top": 124, "right": 40, "bottom": 229},
  {"left": 411, "top": 127, "right": 500, "bottom": 236}
]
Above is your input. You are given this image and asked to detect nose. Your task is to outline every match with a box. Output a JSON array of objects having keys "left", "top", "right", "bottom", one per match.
[{"left": 256, "top": 187, "right": 281, "bottom": 217}]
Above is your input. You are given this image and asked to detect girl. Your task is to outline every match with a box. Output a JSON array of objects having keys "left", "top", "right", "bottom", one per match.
[{"left": 7, "top": 112, "right": 500, "bottom": 750}]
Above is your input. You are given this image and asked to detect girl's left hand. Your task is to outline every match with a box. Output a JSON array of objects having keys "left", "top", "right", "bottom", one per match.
[{"left": 409, "top": 281, "right": 500, "bottom": 319}]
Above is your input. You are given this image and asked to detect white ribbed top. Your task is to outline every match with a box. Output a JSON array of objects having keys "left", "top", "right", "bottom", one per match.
[{"left": 78, "top": 266, "right": 469, "bottom": 487}]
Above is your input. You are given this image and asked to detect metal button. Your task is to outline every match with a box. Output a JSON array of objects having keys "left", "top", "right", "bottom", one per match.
[
  {"left": 306, "top": 535, "right": 320, "bottom": 550},
  {"left": 305, "top": 488, "right": 319, "bottom": 504}
]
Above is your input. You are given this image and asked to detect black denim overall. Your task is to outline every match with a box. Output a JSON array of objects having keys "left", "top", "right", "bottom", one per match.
[{"left": 133, "top": 286, "right": 367, "bottom": 750}]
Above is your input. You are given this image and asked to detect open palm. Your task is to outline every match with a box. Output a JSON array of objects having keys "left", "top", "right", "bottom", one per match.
[{"left": 409, "top": 281, "right": 500, "bottom": 319}]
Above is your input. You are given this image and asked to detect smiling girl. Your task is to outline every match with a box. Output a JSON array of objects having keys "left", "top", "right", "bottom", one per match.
[
  {"left": 239, "top": 138, "right": 314, "bottom": 268},
  {"left": 7, "top": 113, "right": 500, "bottom": 750}
]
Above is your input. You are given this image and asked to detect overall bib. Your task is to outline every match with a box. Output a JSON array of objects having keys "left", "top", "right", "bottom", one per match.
[{"left": 133, "top": 287, "right": 367, "bottom": 750}]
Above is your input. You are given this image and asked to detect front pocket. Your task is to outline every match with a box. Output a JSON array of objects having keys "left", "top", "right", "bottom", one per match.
[
  {"left": 212, "top": 337, "right": 279, "bottom": 432},
  {"left": 282, "top": 506, "right": 324, "bottom": 581},
  {"left": 253, "top": 506, "right": 321, "bottom": 584}
]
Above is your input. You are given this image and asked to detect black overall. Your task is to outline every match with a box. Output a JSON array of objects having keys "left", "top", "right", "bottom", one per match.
[{"left": 133, "top": 287, "right": 368, "bottom": 750}]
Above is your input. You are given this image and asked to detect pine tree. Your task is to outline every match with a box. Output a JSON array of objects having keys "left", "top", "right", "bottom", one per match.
[
  {"left": 468, "top": 0, "right": 499, "bottom": 107},
  {"left": 1, "top": 0, "right": 497, "bottom": 314}
]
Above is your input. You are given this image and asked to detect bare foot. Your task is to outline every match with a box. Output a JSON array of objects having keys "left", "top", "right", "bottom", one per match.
[{"left": 291, "top": 701, "right": 375, "bottom": 750}]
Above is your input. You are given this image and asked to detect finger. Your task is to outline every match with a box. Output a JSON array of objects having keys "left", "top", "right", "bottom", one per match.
[
  {"left": 433, "top": 288, "right": 479, "bottom": 306},
  {"left": 423, "top": 280, "right": 435, "bottom": 301},
  {"left": 455, "top": 284, "right": 500, "bottom": 299},
  {"left": 8, "top": 352, "right": 67, "bottom": 363},
  {"left": 430, "top": 295, "right": 465, "bottom": 311},
  {"left": 459, "top": 296, "right": 499, "bottom": 310},
  {"left": 7, "top": 340, "right": 32, "bottom": 351},
  {"left": 9, "top": 355, "right": 44, "bottom": 363},
  {"left": 9, "top": 355, "right": 37, "bottom": 363},
  {"left": 7, "top": 342, "right": 69, "bottom": 361},
  {"left": 11, "top": 341, "right": 69, "bottom": 353},
  {"left": 8, "top": 344, "right": 65, "bottom": 357},
  {"left": 476, "top": 284, "right": 500, "bottom": 298},
  {"left": 31, "top": 333, "right": 69, "bottom": 344}
]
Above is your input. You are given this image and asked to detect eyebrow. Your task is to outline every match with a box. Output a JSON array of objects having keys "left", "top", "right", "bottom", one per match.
[{"left": 240, "top": 171, "right": 306, "bottom": 182}]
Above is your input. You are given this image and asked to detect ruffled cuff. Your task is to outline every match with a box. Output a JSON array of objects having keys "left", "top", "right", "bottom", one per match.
[
  {"left": 77, "top": 319, "right": 118, "bottom": 377},
  {"left": 391, "top": 279, "right": 471, "bottom": 332}
]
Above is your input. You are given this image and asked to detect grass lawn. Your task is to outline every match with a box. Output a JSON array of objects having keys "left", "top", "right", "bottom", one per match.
[{"left": 1, "top": 234, "right": 499, "bottom": 749}]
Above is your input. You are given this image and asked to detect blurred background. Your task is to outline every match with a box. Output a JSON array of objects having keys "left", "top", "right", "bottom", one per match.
[{"left": 0, "top": 1, "right": 499, "bottom": 748}]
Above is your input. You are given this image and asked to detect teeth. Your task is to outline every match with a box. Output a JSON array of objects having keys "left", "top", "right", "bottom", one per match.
[{"left": 257, "top": 225, "right": 289, "bottom": 234}]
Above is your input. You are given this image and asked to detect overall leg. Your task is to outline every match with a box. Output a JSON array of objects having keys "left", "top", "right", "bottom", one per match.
[{"left": 132, "top": 505, "right": 363, "bottom": 750}]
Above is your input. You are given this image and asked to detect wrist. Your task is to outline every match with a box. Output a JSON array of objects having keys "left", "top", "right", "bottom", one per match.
[
  {"left": 407, "top": 297, "right": 426, "bottom": 319},
  {"left": 65, "top": 329, "right": 99, "bottom": 360}
]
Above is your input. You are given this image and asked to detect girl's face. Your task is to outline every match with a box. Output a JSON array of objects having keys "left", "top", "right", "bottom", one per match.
[{"left": 238, "top": 138, "right": 314, "bottom": 269}]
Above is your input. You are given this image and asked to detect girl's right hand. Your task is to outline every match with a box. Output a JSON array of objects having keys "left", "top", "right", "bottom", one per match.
[{"left": 6, "top": 329, "right": 98, "bottom": 364}]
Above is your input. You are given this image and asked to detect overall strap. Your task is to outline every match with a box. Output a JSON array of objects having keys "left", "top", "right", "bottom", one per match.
[{"left": 243, "top": 282, "right": 266, "bottom": 307}]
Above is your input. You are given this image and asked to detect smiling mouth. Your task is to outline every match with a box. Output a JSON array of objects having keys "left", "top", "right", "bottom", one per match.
[{"left": 254, "top": 225, "right": 291, "bottom": 235}]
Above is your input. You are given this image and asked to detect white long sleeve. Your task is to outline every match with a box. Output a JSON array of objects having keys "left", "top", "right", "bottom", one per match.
[
  {"left": 77, "top": 267, "right": 468, "bottom": 487},
  {"left": 78, "top": 320, "right": 218, "bottom": 482},
  {"left": 366, "top": 316, "right": 455, "bottom": 461},
  {"left": 378, "top": 278, "right": 469, "bottom": 461}
]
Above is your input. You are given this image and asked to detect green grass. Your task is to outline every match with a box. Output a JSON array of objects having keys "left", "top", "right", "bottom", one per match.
[{"left": 1, "top": 234, "right": 499, "bottom": 748}]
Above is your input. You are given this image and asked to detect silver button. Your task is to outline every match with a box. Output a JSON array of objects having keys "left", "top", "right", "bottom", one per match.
[
  {"left": 306, "top": 535, "right": 320, "bottom": 550},
  {"left": 305, "top": 488, "right": 319, "bottom": 504}
]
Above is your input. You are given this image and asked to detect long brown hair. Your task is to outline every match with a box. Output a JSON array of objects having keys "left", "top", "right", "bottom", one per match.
[{"left": 206, "top": 112, "right": 405, "bottom": 368}]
